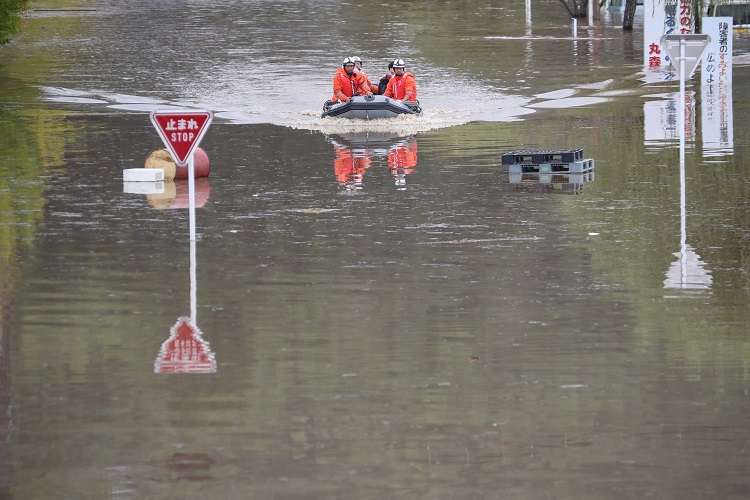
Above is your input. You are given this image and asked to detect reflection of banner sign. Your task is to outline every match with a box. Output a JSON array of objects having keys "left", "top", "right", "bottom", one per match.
[
  {"left": 644, "top": 91, "right": 695, "bottom": 146},
  {"left": 643, "top": 0, "right": 693, "bottom": 76},
  {"left": 155, "top": 317, "right": 216, "bottom": 374},
  {"left": 701, "top": 18, "right": 733, "bottom": 157}
]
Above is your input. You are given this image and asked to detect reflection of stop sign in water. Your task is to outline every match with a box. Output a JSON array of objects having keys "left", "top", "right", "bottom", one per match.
[
  {"left": 155, "top": 317, "right": 216, "bottom": 373},
  {"left": 146, "top": 177, "right": 211, "bottom": 210}
]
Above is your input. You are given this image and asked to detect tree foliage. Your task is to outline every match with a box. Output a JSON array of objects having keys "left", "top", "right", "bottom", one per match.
[
  {"left": 618, "top": 0, "right": 709, "bottom": 31},
  {"left": 0, "top": 0, "right": 29, "bottom": 46},
  {"left": 559, "top": 0, "right": 590, "bottom": 17}
]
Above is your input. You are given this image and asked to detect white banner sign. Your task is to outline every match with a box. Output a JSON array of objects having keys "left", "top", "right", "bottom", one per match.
[
  {"left": 701, "top": 17, "right": 733, "bottom": 157},
  {"left": 644, "top": 0, "right": 694, "bottom": 73}
]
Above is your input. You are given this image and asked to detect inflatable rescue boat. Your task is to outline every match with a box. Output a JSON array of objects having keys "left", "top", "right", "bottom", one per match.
[{"left": 321, "top": 95, "right": 422, "bottom": 119}]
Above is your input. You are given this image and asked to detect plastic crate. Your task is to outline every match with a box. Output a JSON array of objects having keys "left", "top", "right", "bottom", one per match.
[
  {"left": 508, "top": 158, "right": 594, "bottom": 174},
  {"left": 501, "top": 149, "right": 584, "bottom": 165}
]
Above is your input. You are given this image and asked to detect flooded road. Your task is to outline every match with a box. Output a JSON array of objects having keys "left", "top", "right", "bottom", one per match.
[{"left": 1, "top": 0, "right": 750, "bottom": 498}]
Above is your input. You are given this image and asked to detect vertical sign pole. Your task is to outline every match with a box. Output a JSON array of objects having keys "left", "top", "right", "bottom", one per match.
[
  {"left": 678, "top": 39, "right": 687, "bottom": 285},
  {"left": 659, "top": 35, "right": 711, "bottom": 290},
  {"left": 525, "top": 0, "right": 531, "bottom": 25},
  {"left": 190, "top": 239, "right": 197, "bottom": 325},
  {"left": 150, "top": 109, "right": 212, "bottom": 328},
  {"left": 188, "top": 153, "right": 197, "bottom": 323},
  {"left": 679, "top": 39, "right": 686, "bottom": 166},
  {"left": 679, "top": 158, "right": 687, "bottom": 285},
  {"left": 188, "top": 153, "right": 197, "bottom": 242},
  {"left": 150, "top": 109, "right": 211, "bottom": 242}
]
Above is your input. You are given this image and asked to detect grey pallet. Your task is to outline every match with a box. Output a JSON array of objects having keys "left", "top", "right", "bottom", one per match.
[
  {"left": 508, "top": 158, "right": 594, "bottom": 174},
  {"left": 502, "top": 149, "right": 584, "bottom": 165}
]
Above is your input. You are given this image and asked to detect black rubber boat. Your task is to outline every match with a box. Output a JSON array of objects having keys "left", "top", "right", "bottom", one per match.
[{"left": 321, "top": 95, "right": 422, "bottom": 119}]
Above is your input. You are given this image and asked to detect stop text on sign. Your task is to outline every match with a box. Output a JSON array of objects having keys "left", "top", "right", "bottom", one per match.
[
  {"left": 165, "top": 117, "right": 200, "bottom": 142},
  {"left": 150, "top": 110, "right": 213, "bottom": 166}
]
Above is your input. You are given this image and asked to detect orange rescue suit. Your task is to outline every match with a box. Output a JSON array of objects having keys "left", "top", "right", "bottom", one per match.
[
  {"left": 332, "top": 68, "right": 369, "bottom": 102},
  {"left": 384, "top": 72, "right": 417, "bottom": 101}
]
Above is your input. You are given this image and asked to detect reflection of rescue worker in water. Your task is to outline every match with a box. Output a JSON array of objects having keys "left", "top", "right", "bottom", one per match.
[
  {"left": 334, "top": 146, "right": 372, "bottom": 190},
  {"left": 332, "top": 136, "right": 418, "bottom": 189},
  {"left": 332, "top": 57, "right": 373, "bottom": 103},
  {"left": 388, "top": 136, "right": 418, "bottom": 186}
]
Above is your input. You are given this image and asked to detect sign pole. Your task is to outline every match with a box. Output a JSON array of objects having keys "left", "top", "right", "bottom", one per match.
[
  {"left": 659, "top": 34, "right": 711, "bottom": 289},
  {"left": 679, "top": 154, "right": 687, "bottom": 285},
  {"left": 190, "top": 239, "right": 197, "bottom": 324},
  {"left": 659, "top": 34, "right": 711, "bottom": 164},
  {"left": 679, "top": 39, "right": 686, "bottom": 166},
  {"left": 188, "top": 153, "right": 197, "bottom": 241},
  {"left": 677, "top": 39, "right": 687, "bottom": 284},
  {"left": 149, "top": 109, "right": 212, "bottom": 242}
]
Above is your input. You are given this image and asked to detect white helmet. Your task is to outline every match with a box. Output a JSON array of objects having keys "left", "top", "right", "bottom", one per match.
[
  {"left": 392, "top": 58, "right": 406, "bottom": 68},
  {"left": 342, "top": 57, "right": 355, "bottom": 66},
  {"left": 352, "top": 56, "right": 362, "bottom": 63}
]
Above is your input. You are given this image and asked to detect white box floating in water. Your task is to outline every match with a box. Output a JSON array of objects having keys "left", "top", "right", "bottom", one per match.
[
  {"left": 123, "top": 181, "right": 165, "bottom": 195},
  {"left": 123, "top": 168, "right": 164, "bottom": 182}
]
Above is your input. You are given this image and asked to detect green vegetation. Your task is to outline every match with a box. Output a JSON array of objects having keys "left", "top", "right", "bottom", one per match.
[{"left": 0, "top": 0, "right": 29, "bottom": 45}]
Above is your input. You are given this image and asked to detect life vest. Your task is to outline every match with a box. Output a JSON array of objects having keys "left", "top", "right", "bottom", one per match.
[
  {"left": 386, "top": 72, "right": 417, "bottom": 101},
  {"left": 332, "top": 68, "right": 366, "bottom": 102}
]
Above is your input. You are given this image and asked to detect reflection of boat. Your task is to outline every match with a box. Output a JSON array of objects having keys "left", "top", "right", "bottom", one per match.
[
  {"left": 328, "top": 132, "right": 413, "bottom": 155},
  {"left": 321, "top": 95, "right": 422, "bottom": 119},
  {"left": 327, "top": 133, "right": 418, "bottom": 189}
]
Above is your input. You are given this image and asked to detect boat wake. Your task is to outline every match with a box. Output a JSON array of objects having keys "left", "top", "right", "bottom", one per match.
[
  {"left": 39, "top": 85, "right": 518, "bottom": 134},
  {"left": 38, "top": 75, "right": 633, "bottom": 136}
]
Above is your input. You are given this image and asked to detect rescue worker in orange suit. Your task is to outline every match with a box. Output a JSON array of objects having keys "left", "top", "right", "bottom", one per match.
[
  {"left": 352, "top": 56, "right": 379, "bottom": 94},
  {"left": 332, "top": 57, "right": 373, "bottom": 103},
  {"left": 334, "top": 145, "right": 372, "bottom": 190},
  {"left": 383, "top": 58, "right": 417, "bottom": 102},
  {"left": 388, "top": 136, "right": 418, "bottom": 187}
]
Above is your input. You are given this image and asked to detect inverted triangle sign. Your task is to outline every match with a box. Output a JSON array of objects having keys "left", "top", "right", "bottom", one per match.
[
  {"left": 150, "top": 110, "right": 213, "bottom": 166},
  {"left": 660, "top": 34, "right": 711, "bottom": 79}
]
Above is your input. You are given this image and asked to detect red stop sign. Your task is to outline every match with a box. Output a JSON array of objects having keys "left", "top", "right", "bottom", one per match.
[{"left": 151, "top": 110, "right": 213, "bottom": 166}]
